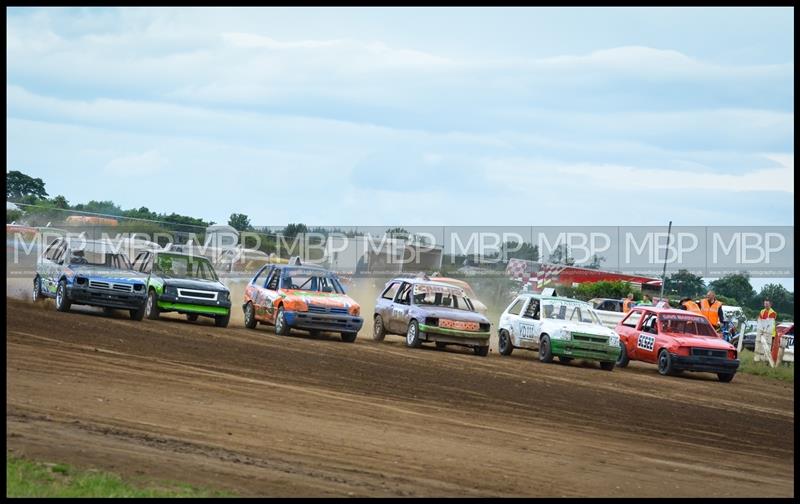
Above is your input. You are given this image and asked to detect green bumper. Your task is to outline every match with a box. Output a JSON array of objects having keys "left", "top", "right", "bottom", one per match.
[
  {"left": 157, "top": 301, "right": 230, "bottom": 316},
  {"left": 419, "top": 324, "right": 490, "bottom": 342},
  {"left": 550, "top": 338, "right": 620, "bottom": 362}
]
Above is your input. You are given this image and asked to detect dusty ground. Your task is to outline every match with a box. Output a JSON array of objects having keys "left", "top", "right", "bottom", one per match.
[{"left": 6, "top": 297, "right": 794, "bottom": 497}]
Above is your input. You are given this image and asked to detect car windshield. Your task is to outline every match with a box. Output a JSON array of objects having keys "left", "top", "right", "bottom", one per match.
[
  {"left": 155, "top": 254, "right": 219, "bottom": 281},
  {"left": 659, "top": 314, "right": 718, "bottom": 337},
  {"left": 281, "top": 267, "right": 344, "bottom": 294},
  {"left": 412, "top": 283, "right": 474, "bottom": 311},
  {"left": 68, "top": 245, "right": 131, "bottom": 269},
  {"left": 540, "top": 299, "right": 594, "bottom": 321}
]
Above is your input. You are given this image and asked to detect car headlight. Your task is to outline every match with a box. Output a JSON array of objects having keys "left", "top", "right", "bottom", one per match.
[
  {"left": 220, "top": 290, "right": 230, "bottom": 301},
  {"left": 561, "top": 329, "right": 572, "bottom": 340},
  {"left": 283, "top": 299, "right": 308, "bottom": 312},
  {"left": 164, "top": 285, "right": 178, "bottom": 296},
  {"left": 349, "top": 305, "right": 360, "bottom": 317},
  {"left": 609, "top": 334, "right": 619, "bottom": 347}
]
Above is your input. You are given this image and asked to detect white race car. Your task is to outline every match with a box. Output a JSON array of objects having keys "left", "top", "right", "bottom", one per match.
[{"left": 497, "top": 294, "right": 621, "bottom": 371}]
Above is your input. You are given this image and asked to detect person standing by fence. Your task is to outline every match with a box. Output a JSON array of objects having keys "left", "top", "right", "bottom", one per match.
[{"left": 755, "top": 299, "right": 778, "bottom": 362}]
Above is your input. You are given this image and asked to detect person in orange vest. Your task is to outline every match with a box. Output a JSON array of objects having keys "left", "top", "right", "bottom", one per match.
[
  {"left": 622, "top": 293, "right": 635, "bottom": 313},
  {"left": 699, "top": 290, "right": 725, "bottom": 332},
  {"left": 679, "top": 297, "right": 702, "bottom": 314},
  {"left": 755, "top": 299, "right": 779, "bottom": 362}
]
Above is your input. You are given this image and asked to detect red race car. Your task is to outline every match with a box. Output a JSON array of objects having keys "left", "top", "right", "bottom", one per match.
[{"left": 614, "top": 306, "right": 740, "bottom": 382}]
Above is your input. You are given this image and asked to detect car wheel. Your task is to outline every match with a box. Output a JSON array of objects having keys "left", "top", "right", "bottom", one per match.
[
  {"left": 373, "top": 314, "right": 386, "bottom": 342},
  {"left": 599, "top": 361, "right": 615, "bottom": 372},
  {"left": 657, "top": 349, "right": 674, "bottom": 376},
  {"left": 187, "top": 313, "right": 199, "bottom": 322},
  {"left": 244, "top": 302, "right": 257, "bottom": 329},
  {"left": 717, "top": 372, "right": 736, "bottom": 383},
  {"left": 498, "top": 330, "right": 514, "bottom": 356},
  {"left": 274, "top": 306, "right": 290, "bottom": 335},
  {"left": 32, "top": 276, "right": 43, "bottom": 302},
  {"left": 145, "top": 290, "right": 160, "bottom": 320},
  {"left": 616, "top": 341, "right": 630, "bottom": 368},
  {"left": 473, "top": 345, "right": 489, "bottom": 357},
  {"left": 340, "top": 332, "right": 357, "bottom": 343},
  {"left": 214, "top": 313, "right": 230, "bottom": 328},
  {"left": 406, "top": 320, "right": 422, "bottom": 348},
  {"left": 558, "top": 356, "right": 573, "bottom": 364},
  {"left": 129, "top": 304, "right": 145, "bottom": 321},
  {"left": 538, "top": 334, "right": 553, "bottom": 363},
  {"left": 55, "top": 280, "right": 71, "bottom": 312}
]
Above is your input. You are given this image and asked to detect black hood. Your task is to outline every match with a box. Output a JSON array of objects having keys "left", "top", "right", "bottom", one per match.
[{"left": 163, "top": 278, "right": 227, "bottom": 292}]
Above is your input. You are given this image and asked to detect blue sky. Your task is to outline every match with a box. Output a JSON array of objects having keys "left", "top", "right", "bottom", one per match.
[{"left": 6, "top": 7, "right": 794, "bottom": 231}]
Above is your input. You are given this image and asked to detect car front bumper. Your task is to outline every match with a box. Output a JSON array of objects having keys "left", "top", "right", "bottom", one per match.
[
  {"left": 158, "top": 293, "right": 231, "bottom": 315},
  {"left": 670, "top": 354, "right": 740, "bottom": 374},
  {"left": 550, "top": 339, "right": 621, "bottom": 362},
  {"left": 419, "top": 324, "right": 491, "bottom": 345},
  {"left": 284, "top": 310, "right": 363, "bottom": 333},
  {"left": 68, "top": 286, "right": 147, "bottom": 310}
]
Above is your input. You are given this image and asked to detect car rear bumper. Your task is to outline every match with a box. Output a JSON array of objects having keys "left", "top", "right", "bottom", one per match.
[
  {"left": 550, "top": 339, "right": 620, "bottom": 362},
  {"left": 419, "top": 324, "right": 491, "bottom": 345},
  {"left": 68, "top": 286, "right": 146, "bottom": 310},
  {"left": 670, "top": 354, "right": 740, "bottom": 374},
  {"left": 285, "top": 311, "right": 363, "bottom": 333}
]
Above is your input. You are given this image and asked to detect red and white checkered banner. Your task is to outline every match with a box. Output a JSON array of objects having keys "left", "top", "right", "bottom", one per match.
[{"left": 506, "top": 259, "right": 565, "bottom": 291}]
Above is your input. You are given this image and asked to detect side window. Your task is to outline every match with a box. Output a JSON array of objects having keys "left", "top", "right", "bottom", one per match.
[
  {"left": 507, "top": 298, "right": 524, "bottom": 316},
  {"left": 141, "top": 253, "right": 153, "bottom": 273},
  {"left": 622, "top": 310, "right": 643, "bottom": 328},
  {"left": 132, "top": 252, "right": 147, "bottom": 272},
  {"left": 522, "top": 299, "right": 540, "bottom": 319},
  {"left": 381, "top": 282, "right": 400, "bottom": 300},
  {"left": 600, "top": 301, "right": 614, "bottom": 311},
  {"left": 43, "top": 239, "right": 60, "bottom": 260},
  {"left": 265, "top": 270, "right": 281, "bottom": 290},
  {"left": 251, "top": 266, "right": 270, "bottom": 286},
  {"left": 641, "top": 313, "right": 658, "bottom": 334},
  {"left": 396, "top": 282, "right": 411, "bottom": 305},
  {"left": 53, "top": 243, "right": 68, "bottom": 264}
]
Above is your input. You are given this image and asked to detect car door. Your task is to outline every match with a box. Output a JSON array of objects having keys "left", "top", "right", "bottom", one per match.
[
  {"left": 375, "top": 281, "right": 401, "bottom": 333},
  {"left": 500, "top": 297, "right": 525, "bottom": 345},
  {"left": 46, "top": 239, "right": 68, "bottom": 292},
  {"left": 633, "top": 311, "right": 659, "bottom": 363},
  {"left": 389, "top": 282, "right": 412, "bottom": 334},
  {"left": 260, "top": 268, "right": 282, "bottom": 323},
  {"left": 617, "top": 308, "right": 643, "bottom": 354},
  {"left": 39, "top": 238, "right": 60, "bottom": 294},
  {"left": 516, "top": 298, "right": 543, "bottom": 349}
]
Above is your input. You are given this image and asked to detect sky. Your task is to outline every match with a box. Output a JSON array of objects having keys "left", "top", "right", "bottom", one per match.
[{"left": 5, "top": 7, "right": 794, "bottom": 288}]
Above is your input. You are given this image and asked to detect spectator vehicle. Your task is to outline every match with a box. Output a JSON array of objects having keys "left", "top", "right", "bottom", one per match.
[
  {"left": 730, "top": 320, "right": 757, "bottom": 351},
  {"left": 373, "top": 276, "right": 491, "bottom": 356},
  {"left": 615, "top": 306, "right": 740, "bottom": 382},
  {"left": 131, "top": 250, "right": 232, "bottom": 327},
  {"left": 33, "top": 237, "right": 147, "bottom": 320},
  {"left": 242, "top": 261, "right": 363, "bottom": 342},
  {"left": 498, "top": 294, "right": 621, "bottom": 370}
]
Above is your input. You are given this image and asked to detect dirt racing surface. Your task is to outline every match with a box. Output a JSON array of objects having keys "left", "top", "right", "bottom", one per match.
[{"left": 6, "top": 298, "right": 794, "bottom": 497}]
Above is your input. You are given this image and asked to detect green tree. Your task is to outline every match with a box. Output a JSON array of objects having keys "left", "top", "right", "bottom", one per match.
[
  {"left": 753, "top": 284, "right": 794, "bottom": 317},
  {"left": 665, "top": 269, "right": 706, "bottom": 299},
  {"left": 708, "top": 273, "right": 755, "bottom": 306},
  {"left": 51, "top": 195, "right": 70, "bottom": 209},
  {"left": 282, "top": 223, "right": 308, "bottom": 238},
  {"left": 7, "top": 209, "right": 23, "bottom": 223},
  {"left": 573, "top": 280, "right": 634, "bottom": 301},
  {"left": 228, "top": 213, "right": 252, "bottom": 232},
  {"left": 548, "top": 244, "right": 575, "bottom": 265},
  {"left": 6, "top": 170, "right": 48, "bottom": 200},
  {"left": 502, "top": 241, "right": 539, "bottom": 262},
  {"left": 385, "top": 227, "right": 409, "bottom": 239}
]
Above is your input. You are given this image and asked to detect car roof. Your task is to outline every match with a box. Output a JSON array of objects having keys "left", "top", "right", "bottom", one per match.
[
  {"left": 514, "top": 293, "right": 591, "bottom": 305},
  {"left": 153, "top": 250, "right": 211, "bottom": 260},
  {"left": 631, "top": 305, "right": 704, "bottom": 317},
  {"left": 389, "top": 277, "right": 465, "bottom": 289}
]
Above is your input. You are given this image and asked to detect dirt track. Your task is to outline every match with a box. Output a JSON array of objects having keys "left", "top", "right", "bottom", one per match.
[{"left": 6, "top": 298, "right": 794, "bottom": 497}]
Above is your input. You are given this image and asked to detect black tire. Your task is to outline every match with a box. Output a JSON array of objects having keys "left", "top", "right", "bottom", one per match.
[
  {"left": 129, "top": 304, "right": 145, "bottom": 321},
  {"left": 717, "top": 372, "right": 736, "bottom": 383},
  {"left": 538, "top": 334, "right": 553, "bottom": 363},
  {"left": 341, "top": 332, "right": 357, "bottom": 343},
  {"left": 373, "top": 314, "right": 386, "bottom": 342},
  {"left": 187, "top": 313, "right": 199, "bottom": 322},
  {"left": 600, "top": 361, "right": 615, "bottom": 372},
  {"left": 145, "top": 289, "right": 160, "bottom": 320},
  {"left": 616, "top": 341, "right": 630, "bottom": 368},
  {"left": 32, "top": 276, "right": 43, "bottom": 302},
  {"left": 214, "top": 313, "right": 230, "bottom": 328},
  {"left": 473, "top": 345, "right": 489, "bottom": 357},
  {"left": 55, "top": 280, "right": 71, "bottom": 312},
  {"left": 558, "top": 356, "right": 573, "bottom": 364},
  {"left": 657, "top": 349, "right": 674, "bottom": 376},
  {"left": 435, "top": 341, "right": 448, "bottom": 351},
  {"left": 498, "top": 330, "right": 514, "bottom": 356},
  {"left": 243, "top": 302, "right": 257, "bottom": 329},
  {"left": 406, "top": 320, "right": 422, "bottom": 348},
  {"left": 274, "top": 306, "right": 290, "bottom": 335}
]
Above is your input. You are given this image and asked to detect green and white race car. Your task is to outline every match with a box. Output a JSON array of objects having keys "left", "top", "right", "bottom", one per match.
[
  {"left": 131, "top": 250, "right": 232, "bottom": 327},
  {"left": 497, "top": 293, "right": 621, "bottom": 370}
]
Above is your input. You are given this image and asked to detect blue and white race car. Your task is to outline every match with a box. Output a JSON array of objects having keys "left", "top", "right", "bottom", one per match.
[{"left": 33, "top": 237, "right": 148, "bottom": 320}]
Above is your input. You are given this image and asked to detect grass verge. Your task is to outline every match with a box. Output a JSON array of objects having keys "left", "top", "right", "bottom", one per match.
[
  {"left": 6, "top": 452, "right": 232, "bottom": 497},
  {"left": 737, "top": 349, "right": 794, "bottom": 382}
]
